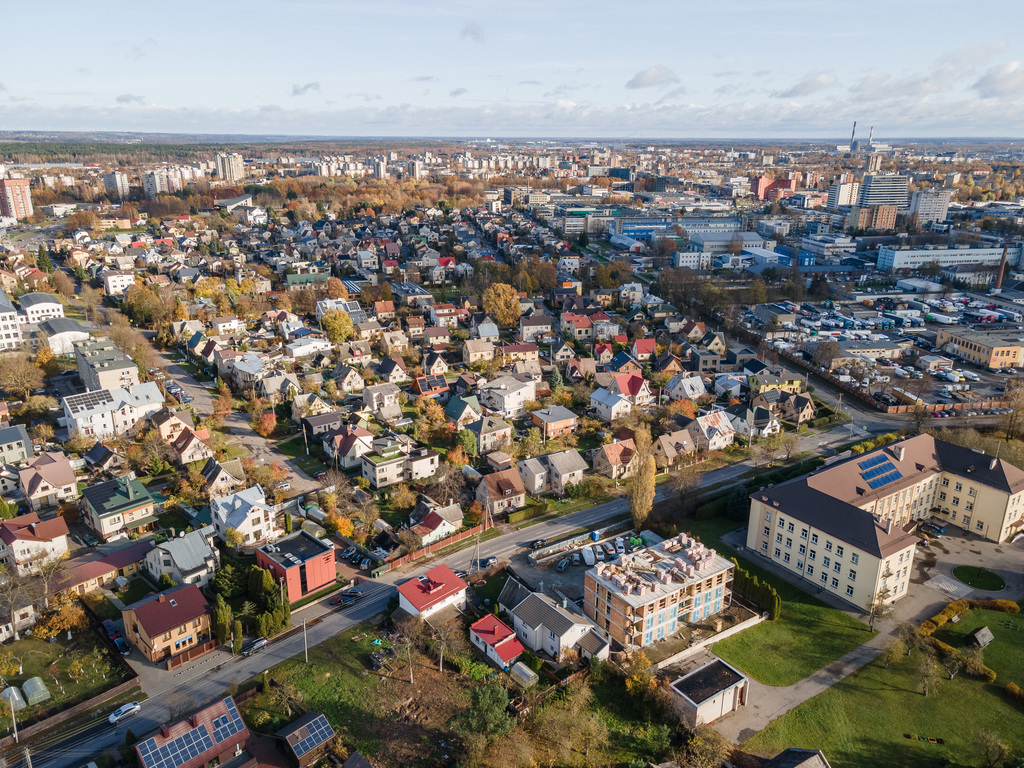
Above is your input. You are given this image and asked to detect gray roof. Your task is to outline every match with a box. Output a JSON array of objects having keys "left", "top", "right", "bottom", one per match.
[
  {"left": 211, "top": 486, "right": 274, "bottom": 529},
  {"left": 545, "top": 449, "right": 588, "bottom": 475},
  {"left": 761, "top": 749, "right": 832, "bottom": 768},
  {"left": 0, "top": 424, "right": 31, "bottom": 448},
  {"left": 575, "top": 628, "right": 609, "bottom": 657},
  {"left": 38, "top": 317, "right": 88, "bottom": 336},
  {"left": 19, "top": 292, "right": 61, "bottom": 309},
  {"left": 511, "top": 592, "right": 581, "bottom": 638},
  {"left": 155, "top": 526, "right": 216, "bottom": 574},
  {"left": 497, "top": 575, "right": 532, "bottom": 613},
  {"left": 467, "top": 416, "right": 511, "bottom": 437},
  {"left": 0, "top": 290, "right": 15, "bottom": 314},
  {"left": 532, "top": 405, "right": 578, "bottom": 424}
]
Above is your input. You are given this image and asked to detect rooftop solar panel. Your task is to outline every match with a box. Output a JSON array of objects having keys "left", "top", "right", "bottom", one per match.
[
  {"left": 861, "top": 462, "right": 896, "bottom": 481},
  {"left": 291, "top": 714, "right": 335, "bottom": 757},
  {"left": 867, "top": 470, "right": 904, "bottom": 490},
  {"left": 858, "top": 455, "right": 887, "bottom": 470}
]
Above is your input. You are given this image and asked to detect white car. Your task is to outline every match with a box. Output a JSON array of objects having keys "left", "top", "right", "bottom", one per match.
[{"left": 109, "top": 702, "right": 141, "bottom": 724}]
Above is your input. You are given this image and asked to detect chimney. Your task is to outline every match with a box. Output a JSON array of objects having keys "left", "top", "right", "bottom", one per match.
[
  {"left": 885, "top": 518, "right": 893, "bottom": 535},
  {"left": 990, "top": 457, "right": 998, "bottom": 471},
  {"left": 157, "top": 594, "right": 167, "bottom": 603},
  {"left": 189, "top": 715, "right": 199, "bottom": 728},
  {"left": 892, "top": 445, "right": 905, "bottom": 462},
  {"left": 160, "top": 725, "right": 170, "bottom": 737}
]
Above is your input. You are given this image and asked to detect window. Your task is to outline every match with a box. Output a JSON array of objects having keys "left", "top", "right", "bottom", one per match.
[
  {"left": 799, "top": 545, "right": 806, "bottom": 555},
  {"left": 825, "top": 541, "right": 833, "bottom": 552},
  {"left": 778, "top": 518, "right": 784, "bottom": 528},
  {"left": 849, "top": 569, "right": 857, "bottom": 581},
  {"left": 806, "top": 565, "right": 814, "bottom": 576},
  {"left": 975, "top": 521, "right": 984, "bottom": 531},
  {"left": 823, "top": 556, "right": 831, "bottom": 568},
  {"left": 787, "top": 522, "right": 794, "bottom": 533},
  {"left": 774, "top": 548, "right": 781, "bottom": 558},
  {"left": 765, "top": 512, "right": 771, "bottom": 522},
  {"left": 952, "top": 497, "right": 960, "bottom": 507},
  {"left": 846, "top": 585, "right": 855, "bottom": 597},
  {"left": 851, "top": 553, "right": 859, "bottom": 565},
  {"left": 968, "top": 487, "right": 976, "bottom": 497},
  {"left": 797, "top": 560, "right": 804, "bottom": 569},
  {"left": 763, "top": 526, "right": 770, "bottom": 537},
  {"left": 785, "top": 538, "right": 792, "bottom": 548},
  {"left": 801, "top": 528, "right": 808, "bottom": 539},
  {"left": 776, "top": 533, "right": 783, "bottom": 543},
  {"left": 955, "top": 482, "right": 962, "bottom": 492},
  {"left": 820, "top": 572, "right": 828, "bottom": 583},
  {"left": 831, "top": 577, "right": 839, "bottom": 588},
  {"left": 811, "top": 534, "right": 819, "bottom": 544},
  {"left": 809, "top": 549, "right": 816, "bottom": 561},
  {"left": 836, "top": 546, "right": 844, "bottom": 558},
  {"left": 962, "top": 515, "right": 970, "bottom": 525},
  {"left": 761, "top": 541, "right": 768, "bottom": 551},
  {"left": 939, "top": 492, "right": 947, "bottom": 501},
  {"left": 966, "top": 503, "right": 973, "bottom": 512},
  {"left": 783, "top": 553, "right": 791, "bottom": 563},
  {"left": 941, "top": 478, "right": 949, "bottom": 487},
  {"left": 834, "top": 562, "right": 842, "bottom": 573}
]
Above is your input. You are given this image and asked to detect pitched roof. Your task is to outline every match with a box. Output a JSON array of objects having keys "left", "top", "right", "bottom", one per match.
[
  {"left": 482, "top": 467, "right": 525, "bottom": 498},
  {"left": 154, "top": 527, "right": 216, "bottom": 575},
  {"left": 612, "top": 372, "right": 648, "bottom": 397},
  {"left": 511, "top": 592, "right": 582, "bottom": 637},
  {"left": 632, "top": 338, "right": 657, "bottom": 354},
  {"left": 396, "top": 564, "right": 467, "bottom": 614},
  {"left": 18, "top": 452, "right": 76, "bottom": 497},
  {"left": 532, "top": 405, "right": 578, "bottom": 424},
  {"left": 545, "top": 449, "right": 589, "bottom": 475},
  {"left": 470, "top": 614, "right": 525, "bottom": 663},
  {"left": 0, "top": 512, "right": 69, "bottom": 546},
  {"left": 136, "top": 696, "right": 249, "bottom": 768},
  {"left": 597, "top": 439, "right": 635, "bottom": 467},
  {"left": 129, "top": 583, "right": 211, "bottom": 635},
  {"left": 82, "top": 477, "right": 153, "bottom": 517}
]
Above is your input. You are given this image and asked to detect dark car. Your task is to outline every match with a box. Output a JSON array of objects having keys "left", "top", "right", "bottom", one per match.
[
  {"left": 341, "top": 588, "right": 365, "bottom": 598},
  {"left": 101, "top": 619, "right": 121, "bottom": 641},
  {"left": 530, "top": 539, "right": 547, "bottom": 550},
  {"left": 113, "top": 637, "right": 131, "bottom": 656},
  {"left": 339, "top": 546, "right": 356, "bottom": 560},
  {"left": 241, "top": 638, "right": 269, "bottom": 656},
  {"left": 556, "top": 559, "right": 570, "bottom": 573}
]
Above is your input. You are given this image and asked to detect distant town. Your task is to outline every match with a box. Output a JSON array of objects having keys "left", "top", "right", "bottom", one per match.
[{"left": 0, "top": 130, "right": 1022, "bottom": 768}]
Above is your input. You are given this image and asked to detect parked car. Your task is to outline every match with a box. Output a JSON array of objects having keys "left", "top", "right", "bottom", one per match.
[
  {"left": 113, "top": 637, "right": 131, "bottom": 656},
  {"left": 556, "top": 559, "right": 570, "bottom": 573},
  {"left": 339, "top": 546, "right": 356, "bottom": 560},
  {"left": 83, "top": 533, "right": 99, "bottom": 547},
  {"left": 101, "top": 619, "right": 121, "bottom": 641},
  {"left": 359, "top": 558, "right": 371, "bottom": 570},
  {"left": 340, "top": 588, "right": 365, "bottom": 598},
  {"left": 241, "top": 638, "right": 269, "bottom": 657},
  {"left": 108, "top": 702, "right": 141, "bottom": 725},
  {"left": 329, "top": 596, "right": 355, "bottom": 608},
  {"left": 482, "top": 556, "right": 497, "bottom": 568},
  {"left": 276, "top": 481, "right": 290, "bottom": 491},
  {"left": 571, "top": 553, "right": 582, "bottom": 566}
]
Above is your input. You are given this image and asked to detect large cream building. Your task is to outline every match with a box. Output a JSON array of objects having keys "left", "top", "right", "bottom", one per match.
[{"left": 746, "top": 435, "right": 1024, "bottom": 610}]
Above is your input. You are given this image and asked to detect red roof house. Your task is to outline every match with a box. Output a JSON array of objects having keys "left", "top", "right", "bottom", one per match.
[
  {"left": 396, "top": 564, "right": 468, "bottom": 619},
  {"left": 470, "top": 614, "right": 524, "bottom": 669}
]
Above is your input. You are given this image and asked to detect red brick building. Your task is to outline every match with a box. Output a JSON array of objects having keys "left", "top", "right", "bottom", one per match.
[{"left": 255, "top": 531, "right": 336, "bottom": 604}]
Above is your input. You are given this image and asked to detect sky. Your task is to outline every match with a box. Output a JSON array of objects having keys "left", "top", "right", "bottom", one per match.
[{"left": 2, "top": 0, "right": 1024, "bottom": 139}]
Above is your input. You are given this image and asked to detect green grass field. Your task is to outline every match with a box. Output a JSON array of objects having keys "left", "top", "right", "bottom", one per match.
[
  {"left": 684, "top": 516, "right": 874, "bottom": 687},
  {"left": 745, "top": 607, "right": 1024, "bottom": 768},
  {"left": 952, "top": 565, "right": 1006, "bottom": 592},
  {"left": 120, "top": 576, "right": 156, "bottom": 606}
]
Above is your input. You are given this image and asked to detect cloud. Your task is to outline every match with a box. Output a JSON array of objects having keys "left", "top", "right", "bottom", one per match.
[
  {"left": 129, "top": 37, "right": 157, "bottom": 61},
  {"left": 544, "top": 83, "right": 586, "bottom": 98},
  {"left": 0, "top": 82, "right": 6, "bottom": 93},
  {"left": 411, "top": 76, "right": 435, "bottom": 82},
  {"left": 449, "top": 88, "right": 468, "bottom": 97},
  {"left": 292, "top": 81, "right": 321, "bottom": 96},
  {"left": 939, "top": 40, "right": 1007, "bottom": 70},
  {"left": 519, "top": 80, "right": 541, "bottom": 86},
  {"left": 713, "top": 71, "right": 740, "bottom": 78},
  {"left": 973, "top": 61, "right": 1024, "bottom": 100},
  {"left": 773, "top": 73, "right": 837, "bottom": 98},
  {"left": 753, "top": 70, "right": 771, "bottom": 78},
  {"left": 849, "top": 71, "right": 891, "bottom": 100},
  {"left": 77, "top": 67, "right": 91, "bottom": 75},
  {"left": 459, "top": 22, "right": 484, "bottom": 44},
  {"left": 115, "top": 93, "right": 145, "bottom": 105},
  {"left": 656, "top": 86, "right": 688, "bottom": 104},
  {"left": 343, "top": 92, "right": 382, "bottom": 102},
  {"left": 626, "top": 65, "right": 679, "bottom": 89}
]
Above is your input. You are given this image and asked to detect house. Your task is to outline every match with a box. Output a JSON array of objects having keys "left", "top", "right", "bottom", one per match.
[
  {"left": 429, "top": 303, "right": 462, "bottom": 328},
  {"left": 549, "top": 340, "right": 576, "bottom": 364},
  {"left": 607, "top": 351, "right": 642, "bottom": 374},
  {"left": 725, "top": 404, "right": 781, "bottom": 440},
  {"left": 300, "top": 411, "right": 345, "bottom": 442},
  {"left": 256, "top": 531, "right": 335, "bottom": 604},
  {"left": 653, "top": 352, "right": 686, "bottom": 375},
  {"left": 277, "top": 713, "right": 336, "bottom": 768},
  {"left": 17, "top": 452, "right": 78, "bottom": 511},
  {"left": 323, "top": 424, "right": 374, "bottom": 469},
  {"left": 404, "top": 315, "right": 426, "bottom": 338},
  {"left": 463, "top": 339, "right": 495, "bottom": 365},
  {"left": 373, "top": 300, "right": 396, "bottom": 321},
  {"left": 474, "top": 321, "right": 499, "bottom": 342},
  {"left": 62, "top": 382, "right": 164, "bottom": 441},
  {"left": 477, "top": 375, "right": 537, "bottom": 418},
  {"left": 507, "top": 591, "right": 607, "bottom": 662},
  {"left": 498, "top": 342, "right": 540, "bottom": 364},
  {"left": 560, "top": 313, "right": 594, "bottom": 342},
  {"left": 684, "top": 411, "right": 736, "bottom": 451},
  {"left": 445, "top": 396, "right": 483, "bottom": 430},
  {"left": 121, "top": 584, "right": 212, "bottom": 664},
  {"left": 135, "top": 697, "right": 250, "bottom": 768},
  {"left": 780, "top": 392, "right": 816, "bottom": 425},
  {"left": 19, "top": 292, "right": 66, "bottom": 323},
  {"left": 0, "top": 513, "right": 70, "bottom": 576},
  {"left": 0, "top": 423, "right": 33, "bottom": 466},
  {"left": 210, "top": 486, "right": 283, "bottom": 548},
  {"left": 465, "top": 416, "right": 513, "bottom": 455},
  {"left": 361, "top": 436, "right": 440, "bottom": 490},
  {"left": 201, "top": 458, "right": 246, "bottom": 497},
  {"left": 565, "top": 357, "right": 597, "bottom": 384},
  {"left": 594, "top": 439, "right": 637, "bottom": 480},
  {"left": 412, "top": 374, "right": 450, "bottom": 402},
  {"left": 594, "top": 343, "right": 614, "bottom": 365},
  {"left": 469, "top": 615, "right": 525, "bottom": 670},
  {"left": 382, "top": 329, "right": 410, "bottom": 354},
  {"left": 375, "top": 357, "right": 410, "bottom": 386},
  {"left": 423, "top": 326, "right": 450, "bottom": 347},
  {"left": 609, "top": 373, "right": 653, "bottom": 406},
  {"left": 652, "top": 430, "right": 696, "bottom": 469},
  {"left": 519, "top": 315, "right": 552, "bottom": 343},
  {"left": 332, "top": 364, "right": 365, "bottom": 393},
  {"left": 589, "top": 388, "right": 631, "bottom": 423},
  {"left": 145, "top": 526, "right": 220, "bottom": 588},
  {"left": 83, "top": 442, "right": 127, "bottom": 474},
  {"left": 531, "top": 405, "right": 578, "bottom": 440},
  {"left": 666, "top": 373, "right": 707, "bottom": 402},
  {"left": 714, "top": 373, "right": 746, "bottom": 399},
  {"left": 476, "top": 467, "right": 527, "bottom": 517},
  {"left": 517, "top": 449, "right": 588, "bottom": 496},
  {"left": 363, "top": 382, "right": 401, "bottom": 413},
  {"left": 82, "top": 477, "right": 157, "bottom": 543},
  {"left": 396, "top": 564, "right": 468, "bottom": 619},
  {"left": 291, "top": 393, "right": 332, "bottom": 423},
  {"left": 410, "top": 502, "right": 463, "bottom": 546},
  {"left": 631, "top": 338, "right": 657, "bottom": 361},
  {"left": 171, "top": 428, "right": 214, "bottom": 466},
  {"left": 423, "top": 352, "right": 449, "bottom": 377},
  {"left": 150, "top": 408, "right": 195, "bottom": 444},
  {"left": 210, "top": 315, "right": 245, "bottom": 336}
]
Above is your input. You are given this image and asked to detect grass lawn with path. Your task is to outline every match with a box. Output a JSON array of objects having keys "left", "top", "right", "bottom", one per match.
[
  {"left": 952, "top": 565, "right": 1005, "bottom": 591},
  {"left": 683, "top": 516, "right": 874, "bottom": 687},
  {"left": 119, "top": 575, "right": 157, "bottom": 606},
  {"left": 745, "top": 606, "right": 1024, "bottom": 768}
]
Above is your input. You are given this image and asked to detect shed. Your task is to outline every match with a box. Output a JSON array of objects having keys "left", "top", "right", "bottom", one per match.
[
  {"left": 1, "top": 687, "right": 26, "bottom": 711},
  {"left": 300, "top": 521, "right": 327, "bottom": 538},
  {"left": 277, "top": 712, "right": 335, "bottom": 768},
  {"left": 670, "top": 659, "right": 749, "bottom": 727},
  {"left": 510, "top": 662, "right": 539, "bottom": 688},
  {"left": 968, "top": 626, "right": 994, "bottom": 648},
  {"left": 21, "top": 677, "right": 51, "bottom": 706}
]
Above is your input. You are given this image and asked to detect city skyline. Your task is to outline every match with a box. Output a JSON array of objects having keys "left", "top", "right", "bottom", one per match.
[{"left": 2, "top": 0, "right": 1023, "bottom": 138}]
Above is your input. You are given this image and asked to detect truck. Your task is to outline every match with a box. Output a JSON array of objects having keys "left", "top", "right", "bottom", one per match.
[
  {"left": 926, "top": 312, "right": 960, "bottom": 325},
  {"left": 581, "top": 546, "right": 596, "bottom": 566}
]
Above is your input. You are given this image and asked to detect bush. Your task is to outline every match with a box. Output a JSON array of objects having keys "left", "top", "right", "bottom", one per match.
[
  {"left": 695, "top": 497, "right": 728, "bottom": 520},
  {"left": 968, "top": 599, "right": 1020, "bottom": 613},
  {"left": 930, "top": 599, "right": 969, "bottom": 627},
  {"left": 926, "top": 637, "right": 955, "bottom": 655},
  {"left": 1006, "top": 682, "right": 1024, "bottom": 704},
  {"left": 919, "top": 620, "right": 937, "bottom": 636}
]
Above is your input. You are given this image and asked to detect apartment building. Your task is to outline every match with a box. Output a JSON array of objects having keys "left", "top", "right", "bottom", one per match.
[
  {"left": 826, "top": 181, "right": 860, "bottom": 209},
  {"left": 103, "top": 171, "right": 130, "bottom": 199},
  {"left": 876, "top": 244, "right": 1021, "bottom": 272},
  {"left": 62, "top": 382, "right": 164, "bottom": 440},
  {"left": 82, "top": 477, "right": 157, "bottom": 542},
  {"left": 908, "top": 188, "right": 952, "bottom": 224},
  {"left": 18, "top": 293, "right": 64, "bottom": 325},
  {"left": 102, "top": 270, "right": 136, "bottom": 297},
  {"left": 215, "top": 152, "right": 245, "bottom": 182},
  {"left": 857, "top": 174, "right": 909, "bottom": 207},
  {"left": 361, "top": 436, "right": 440, "bottom": 490},
  {"left": 934, "top": 328, "right": 1024, "bottom": 370},
  {"left": 122, "top": 584, "right": 212, "bottom": 663},
  {"left": 74, "top": 337, "right": 140, "bottom": 391},
  {"left": 0, "top": 179, "right": 33, "bottom": 220},
  {"left": 255, "top": 530, "right": 336, "bottom": 604},
  {"left": 583, "top": 534, "right": 734, "bottom": 648},
  {"left": 745, "top": 435, "right": 1024, "bottom": 611},
  {"left": 0, "top": 290, "right": 23, "bottom": 350}
]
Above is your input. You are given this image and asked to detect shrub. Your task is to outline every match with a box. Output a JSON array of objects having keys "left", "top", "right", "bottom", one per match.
[
  {"left": 695, "top": 497, "right": 728, "bottom": 520},
  {"left": 1006, "top": 682, "right": 1024, "bottom": 704},
  {"left": 926, "top": 637, "right": 955, "bottom": 655},
  {"left": 981, "top": 666, "right": 998, "bottom": 683},
  {"left": 919, "top": 620, "right": 937, "bottom": 636},
  {"left": 968, "top": 599, "right": 1020, "bottom": 614}
]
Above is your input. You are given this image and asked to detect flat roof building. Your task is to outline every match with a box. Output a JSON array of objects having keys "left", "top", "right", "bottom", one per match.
[
  {"left": 670, "top": 659, "right": 749, "bottom": 726},
  {"left": 74, "top": 337, "right": 140, "bottom": 392},
  {"left": 934, "top": 327, "right": 1024, "bottom": 370},
  {"left": 255, "top": 531, "right": 335, "bottom": 604}
]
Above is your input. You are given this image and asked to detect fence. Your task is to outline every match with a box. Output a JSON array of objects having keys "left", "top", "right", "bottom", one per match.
[
  {"left": 373, "top": 524, "right": 486, "bottom": 576},
  {"left": 649, "top": 612, "right": 765, "bottom": 671},
  {"left": 167, "top": 638, "right": 219, "bottom": 670}
]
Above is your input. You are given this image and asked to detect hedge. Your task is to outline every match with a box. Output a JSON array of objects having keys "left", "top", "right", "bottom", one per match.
[
  {"left": 919, "top": 620, "right": 938, "bottom": 637},
  {"left": 968, "top": 599, "right": 1020, "bottom": 613},
  {"left": 695, "top": 497, "right": 729, "bottom": 520},
  {"left": 1007, "top": 682, "right": 1024, "bottom": 705},
  {"left": 929, "top": 599, "right": 970, "bottom": 628},
  {"left": 730, "top": 558, "right": 782, "bottom": 620},
  {"left": 508, "top": 502, "right": 549, "bottom": 524}
]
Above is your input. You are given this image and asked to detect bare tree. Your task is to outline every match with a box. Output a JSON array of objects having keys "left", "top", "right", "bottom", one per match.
[
  {"left": 164, "top": 690, "right": 199, "bottom": 721},
  {"left": 428, "top": 617, "right": 457, "bottom": 673},
  {"left": 865, "top": 589, "right": 894, "bottom": 631},
  {"left": 393, "top": 615, "right": 424, "bottom": 685}
]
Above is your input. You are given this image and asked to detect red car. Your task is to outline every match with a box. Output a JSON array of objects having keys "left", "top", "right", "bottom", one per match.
[{"left": 101, "top": 619, "right": 121, "bottom": 641}]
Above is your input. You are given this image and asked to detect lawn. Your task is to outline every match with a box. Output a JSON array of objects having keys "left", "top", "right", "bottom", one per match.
[
  {"left": 82, "top": 593, "right": 121, "bottom": 622},
  {"left": 276, "top": 435, "right": 308, "bottom": 459},
  {"left": 0, "top": 634, "right": 132, "bottom": 730},
  {"left": 684, "top": 516, "right": 875, "bottom": 687},
  {"left": 952, "top": 565, "right": 1006, "bottom": 592},
  {"left": 157, "top": 510, "right": 189, "bottom": 533},
  {"left": 120, "top": 576, "right": 157, "bottom": 606},
  {"left": 745, "top": 608, "right": 1024, "bottom": 768},
  {"left": 471, "top": 572, "right": 507, "bottom": 607}
]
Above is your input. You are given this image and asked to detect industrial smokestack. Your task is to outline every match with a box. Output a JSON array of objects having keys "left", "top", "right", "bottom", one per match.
[
  {"left": 994, "top": 243, "right": 1008, "bottom": 293},
  {"left": 868, "top": 125, "right": 874, "bottom": 146}
]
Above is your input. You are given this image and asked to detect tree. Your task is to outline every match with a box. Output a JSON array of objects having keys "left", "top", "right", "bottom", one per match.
[
  {"left": 812, "top": 339, "right": 841, "bottom": 369},
  {"left": 31, "top": 423, "right": 55, "bottom": 444},
  {"left": 627, "top": 424, "right": 656, "bottom": 531},
  {"left": 457, "top": 429, "right": 478, "bottom": 458},
  {"left": 321, "top": 310, "right": 354, "bottom": 344},
  {"left": 0, "top": 573, "right": 36, "bottom": 641},
  {"left": 865, "top": 589, "right": 894, "bottom": 630},
  {"left": 429, "top": 617, "right": 458, "bottom": 672},
  {"left": 747, "top": 278, "right": 768, "bottom": 305},
  {"left": 36, "top": 245, "right": 53, "bottom": 273},
  {"left": 918, "top": 648, "right": 941, "bottom": 697},
  {"left": 1001, "top": 381, "right": 1024, "bottom": 442},
  {"left": 778, "top": 431, "right": 799, "bottom": 462},
  {"left": 225, "top": 527, "right": 244, "bottom": 549},
  {"left": 879, "top": 639, "right": 905, "bottom": 669},
  {"left": 668, "top": 462, "right": 700, "bottom": 504},
  {"left": 32, "top": 591, "right": 88, "bottom": 640},
  {"left": 254, "top": 412, "right": 277, "bottom": 438},
  {"left": 326, "top": 277, "right": 347, "bottom": 300},
  {"left": 232, "top": 620, "right": 244, "bottom": 654},
  {"left": 677, "top": 724, "right": 732, "bottom": 768},
  {"left": 0, "top": 353, "right": 45, "bottom": 400},
  {"left": 457, "top": 683, "right": 513, "bottom": 739},
  {"left": 390, "top": 484, "right": 417, "bottom": 511},
  {"left": 0, "top": 499, "right": 17, "bottom": 520},
  {"left": 159, "top": 573, "right": 176, "bottom": 590},
  {"left": 481, "top": 283, "right": 520, "bottom": 328},
  {"left": 53, "top": 270, "right": 74, "bottom": 299},
  {"left": 979, "top": 731, "right": 1010, "bottom": 768}
]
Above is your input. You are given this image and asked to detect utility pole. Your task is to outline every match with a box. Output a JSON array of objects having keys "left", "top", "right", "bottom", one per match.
[
  {"left": 10, "top": 695, "right": 17, "bottom": 742},
  {"left": 303, "top": 620, "right": 308, "bottom": 664}
]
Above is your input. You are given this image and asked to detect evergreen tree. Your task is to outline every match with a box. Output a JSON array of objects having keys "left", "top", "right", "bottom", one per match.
[{"left": 37, "top": 245, "right": 53, "bottom": 273}]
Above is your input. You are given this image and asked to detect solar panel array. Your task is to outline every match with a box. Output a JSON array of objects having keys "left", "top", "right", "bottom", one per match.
[
  {"left": 64, "top": 389, "right": 115, "bottom": 415},
  {"left": 137, "top": 699, "right": 244, "bottom": 768},
  {"left": 868, "top": 469, "right": 904, "bottom": 490},
  {"left": 858, "top": 455, "right": 887, "bottom": 470},
  {"left": 290, "top": 714, "right": 335, "bottom": 757},
  {"left": 861, "top": 461, "right": 896, "bottom": 481}
]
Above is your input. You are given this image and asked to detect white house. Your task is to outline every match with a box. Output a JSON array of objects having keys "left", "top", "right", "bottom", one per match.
[
  {"left": 144, "top": 525, "right": 220, "bottom": 588},
  {"left": 477, "top": 375, "right": 537, "bottom": 418},
  {"left": 210, "top": 486, "right": 284, "bottom": 547},
  {"left": 589, "top": 387, "right": 631, "bottom": 423},
  {"left": 102, "top": 270, "right": 136, "bottom": 297},
  {"left": 506, "top": 591, "right": 608, "bottom": 662},
  {"left": 469, "top": 615, "right": 524, "bottom": 670},
  {"left": 0, "top": 513, "right": 70, "bottom": 576},
  {"left": 18, "top": 292, "right": 65, "bottom": 325},
  {"left": 62, "top": 382, "right": 164, "bottom": 440},
  {"left": 396, "top": 564, "right": 468, "bottom": 619}
]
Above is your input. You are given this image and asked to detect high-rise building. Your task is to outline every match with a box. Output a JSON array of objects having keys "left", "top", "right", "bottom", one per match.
[
  {"left": 215, "top": 153, "right": 244, "bottom": 182},
  {"left": 908, "top": 189, "right": 952, "bottom": 225},
  {"left": 865, "top": 154, "right": 883, "bottom": 173},
  {"left": 826, "top": 181, "right": 860, "bottom": 210},
  {"left": 857, "top": 174, "right": 909, "bottom": 208},
  {"left": 848, "top": 205, "right": 898, "bottom": 232},
  {"left": 373, "top": 160, "right": 388, "bottom": 180},
  {"left": 0, "top": 179, "right": 34, "bottom": 220},
  {"left": 142, "top": 172, "right": 169, "bottom": 200},
  {"left": 103, "top": 171, "right": 130, "bottom": 200}
]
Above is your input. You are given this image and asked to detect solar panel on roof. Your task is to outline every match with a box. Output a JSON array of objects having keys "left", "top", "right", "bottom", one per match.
[
  {"left": 857, "top": 455, "right": 887, "bottom": 470},
  {"left": 291, "top": 714, "right": 335, "bottom": 757},
  {"left": 867, "top": 470, "right": 904, "bottom": 490},
  {"left": 862, "top": 462, "right": 896, "bottom": 481}
]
